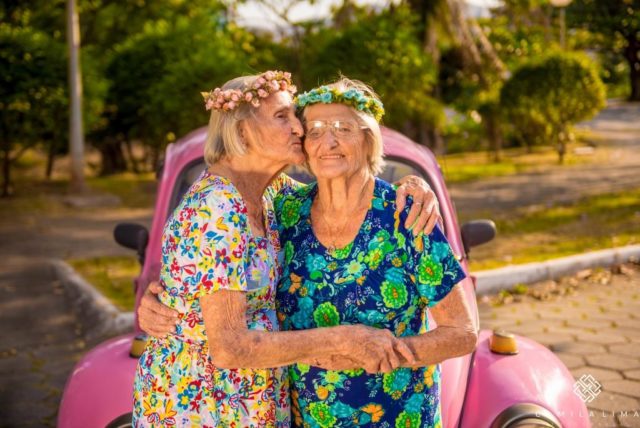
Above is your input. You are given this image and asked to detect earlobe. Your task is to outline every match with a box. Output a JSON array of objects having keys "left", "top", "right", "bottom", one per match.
[{"left": 238, "top": 123, "right": 249, "bottom": 150}]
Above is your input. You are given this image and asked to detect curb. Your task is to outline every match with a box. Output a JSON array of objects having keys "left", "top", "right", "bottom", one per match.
[
  {"left": 51, "top": 259, "right": 134, "bottom": 341},
  {"left": 475, "top": 245, "right": 640, "bottom": 295},
  {"left": 52, "top": 244, "right": 640, "bottom": 329}
]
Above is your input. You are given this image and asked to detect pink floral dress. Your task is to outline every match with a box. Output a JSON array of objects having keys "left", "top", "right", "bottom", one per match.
[{"left": 132, "top": 171, "right": 291, "bottom": 427}]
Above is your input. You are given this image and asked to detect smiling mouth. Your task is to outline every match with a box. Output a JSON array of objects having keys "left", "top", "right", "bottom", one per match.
[{"left": 319, "top": 154, "right": 345, "bottom": 159}]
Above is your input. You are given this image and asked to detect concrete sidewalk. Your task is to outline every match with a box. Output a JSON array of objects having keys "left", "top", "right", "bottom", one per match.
[
  {"left": 479, "top": 263, "right": 640, "bottom": 428},
  {"left": 476, "top": 245, "right": 640, "bottom": 295}
]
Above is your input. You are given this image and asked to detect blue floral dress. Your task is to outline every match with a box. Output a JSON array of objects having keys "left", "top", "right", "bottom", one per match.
[{"left": 275, "top": 178, "right": 466, "bottom": 428}]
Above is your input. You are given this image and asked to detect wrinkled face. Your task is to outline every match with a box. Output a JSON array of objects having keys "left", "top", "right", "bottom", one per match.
[
  {"left": 303, "top": 103, "right": 370, "bottom": 180},
  {"left": 242, "top": 91, "right": 305, "bottom": 166}
]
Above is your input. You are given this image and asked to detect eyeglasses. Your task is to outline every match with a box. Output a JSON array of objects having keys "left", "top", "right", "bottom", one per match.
[{"left": 304, "top": 120, "right": 368, "bottom": 141}]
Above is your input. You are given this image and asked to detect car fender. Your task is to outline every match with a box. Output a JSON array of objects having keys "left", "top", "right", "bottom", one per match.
[
  {"left": 57, "top": 334, "right": 137, "bottom": 428},
  {"left": 460, "top": 330, "right": 590, "bottom": 428}
]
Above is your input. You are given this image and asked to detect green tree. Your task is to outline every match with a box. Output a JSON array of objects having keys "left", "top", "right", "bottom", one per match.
[
  {"left": 302, "top": 5, "right": 443, "bottom": 148},
  {"left": 0, "top": 24, "right": 67, "bottom": 196},
  {"left": 99, "top": 11, "right": 277, "bottom": 173},
  {"left": 568, "top": 0, "right": 640, "bottom": 101},
  {"left": 500, "top": 52, "right": 606, "bottom": 163}
]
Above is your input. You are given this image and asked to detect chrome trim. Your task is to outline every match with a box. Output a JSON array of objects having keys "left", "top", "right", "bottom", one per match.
[
  {"left": 490, "top": 403, "right": 562, "bottom": 428},
  {"left": 105, "top": 412, "right": 132, "bottom": 428}
]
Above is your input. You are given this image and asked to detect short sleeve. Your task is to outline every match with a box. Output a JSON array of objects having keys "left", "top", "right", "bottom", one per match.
[
  {"left": 195, "top": 189, "right": 249, "bottom": 296},
  {"left": 264, "top": 173, "right": 304, "bottom": 202},
  {"left": 411, "top": 225, "right": 466, "bottom": 307}
]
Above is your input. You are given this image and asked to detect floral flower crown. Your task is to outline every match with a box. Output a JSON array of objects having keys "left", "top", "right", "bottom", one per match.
[
  {"left": 295, "top": 86, "right": 385, "bottom": 122},
  {"left": 201, "top": 70, "right": 297, "bottom": 112}
]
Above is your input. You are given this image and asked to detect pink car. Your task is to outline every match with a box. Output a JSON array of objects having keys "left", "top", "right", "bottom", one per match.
[{"left": 58, "top": 126, "right": 590, "bottom": 428}]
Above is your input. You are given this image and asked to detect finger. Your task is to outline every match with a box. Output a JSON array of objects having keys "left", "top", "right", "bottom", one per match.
[
  {"left": 394, "top": 340, "right": 415, "bottom": 366},
  {"left": 154, "top": 319, "right": 179, "bottom": 333},
  {"left": 364, "top": 363, "right": 378, "bottom": 374},
  {"left": 421, "top": 210, "right": 438, "bottom": 236},
  {"left": 410, "top": 203, "right": 430, "bottom": 236},
  {"left": 395, "top": 185, "right": 407, "bottom": 212},
  {"left": 148, "top": 281, "right": 163, "bottom": 294},
  {"left": 379, "top": 358, "right": 392, "bottom": 373},
  {"left": 145, "top": 328, "right": 170, "bottom": 339},
  {"left": 386, "top": 345, "right": 400, "bottom": 370},
  {"left": 150, "top": 298, "right": 179, "bottom": 319},
  {"left": 404, "top": 199, "right": 421, "bottom": 230}
]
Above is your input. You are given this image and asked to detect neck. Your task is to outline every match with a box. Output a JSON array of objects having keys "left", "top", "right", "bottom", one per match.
[
  {"left": 210, "top": 154, "right": 286, "bottom": 203},
  {"left": 316, "top": 170, "right": 374, "bottom": 215}
]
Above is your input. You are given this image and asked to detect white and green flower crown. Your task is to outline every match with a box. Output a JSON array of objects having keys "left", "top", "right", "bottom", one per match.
[{"left": 295, "top": 86, "right": 385, "bottom": 122}]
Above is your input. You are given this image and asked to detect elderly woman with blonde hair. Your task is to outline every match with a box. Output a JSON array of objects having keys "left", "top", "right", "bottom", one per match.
[{"left": 132, "top": 71, "right": 441, "bottom": 427}]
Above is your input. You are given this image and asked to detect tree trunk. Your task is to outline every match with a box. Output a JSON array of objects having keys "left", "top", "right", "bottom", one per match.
[
  {"left": 2, "top": 142, "right": 11, "bottom": 197},
  {"left": 45, "top": 140, "right": 56, "bottom": 179},
  {"left": 99, "top": 138, "right": 128, "bottom": 175},
  {"left": 67, "top": 0, "right": 86, "bottom": 192},
  {"left": 123, "top": 140, "right": 139, "bottom": 174},
  {"left": 624, "top": 36, "right": 640, "bottom": 102},
  {"left": 557, "top": 140, "right": 566, "bottom": 164},
  {"left": 151, "top": 145, "right": 161, "bottom": 175},
  {"left": 421, "top": 125, "right": 446, "bottom": 155},
  {"left": 484, "top": 113, "right": 503, "bottom": 162}
]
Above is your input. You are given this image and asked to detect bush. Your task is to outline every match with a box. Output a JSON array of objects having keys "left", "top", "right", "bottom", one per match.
[{"left": 500, "top": 51, "right": 606, "bottom": 163}]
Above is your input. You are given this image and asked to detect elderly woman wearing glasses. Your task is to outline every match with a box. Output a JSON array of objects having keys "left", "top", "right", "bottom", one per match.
[
  {"left": 132, "top": 71, "right": 443, "bottom": 427},
  {"left": 274, "top": 78, "right": 477, "bottom": 427}
]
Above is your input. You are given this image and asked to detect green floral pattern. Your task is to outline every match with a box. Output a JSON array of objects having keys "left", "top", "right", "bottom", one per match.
[{"left": 275, "top": 178, "right": 466, "bottom": 427}]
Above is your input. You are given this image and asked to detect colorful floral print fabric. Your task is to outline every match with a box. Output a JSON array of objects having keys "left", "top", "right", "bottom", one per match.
[
  {"left": 133, "top": 171, "right": 292, "bottom": 427},
  {"left": 275, "top": 178, "right": 466, "bottom": 428}
]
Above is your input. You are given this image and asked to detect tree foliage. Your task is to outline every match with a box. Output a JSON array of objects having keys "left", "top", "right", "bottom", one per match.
[
  {"left": 568, "top": 0, "right": 640, "bottom": 101},
  {"left": 301, "top": 5, "right": 443, "bottom": 139},
  {"left": 500, "top": 52, "right": 606, "bottom": 162},
  {"left": 0, "top": 22, "right": 67, "bottom": 195}
]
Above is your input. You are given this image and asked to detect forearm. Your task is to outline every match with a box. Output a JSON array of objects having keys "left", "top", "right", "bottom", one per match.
[
  {"left": 209, "top": 325, "right": 348, "bottom": 369},
  {"left": 400, "top": 325, "right": 477, "bottom": 368}
]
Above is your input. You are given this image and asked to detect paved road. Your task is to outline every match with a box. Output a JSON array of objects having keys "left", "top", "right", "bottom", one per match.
[
  {"left": 449, "top": 102, "right": 640, "bottom": 217},
  {"left": 0, "top": 205, "right": 152, "bottom": 427},
  {"left": 479, "top": 264, "right": 640, "bottom": 428}
]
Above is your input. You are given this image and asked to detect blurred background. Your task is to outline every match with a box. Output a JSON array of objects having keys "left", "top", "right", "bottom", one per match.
[{"left": 2, "top": 0, "right": 638, "bottom": 276}]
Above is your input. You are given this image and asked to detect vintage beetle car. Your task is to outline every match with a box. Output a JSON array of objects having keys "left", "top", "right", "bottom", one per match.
[{"left": 58, "top": 126, "right": 590, "bottom": 427}]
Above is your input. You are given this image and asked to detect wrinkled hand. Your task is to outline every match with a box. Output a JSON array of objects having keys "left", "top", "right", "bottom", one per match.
[
  {"left": 395, "top": 175, "right": 442, "bottom": 236},
  {"left": 311, "top": 355, "right": 361, "bottom": 371},
  {"left": 333, "top": 325, "right": 415, "bottom": 374},
  {"left": 138, "top": 281, "right": 179, "bottom": 338}
]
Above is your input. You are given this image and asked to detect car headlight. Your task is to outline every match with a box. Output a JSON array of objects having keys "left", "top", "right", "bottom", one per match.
[{"left": 490, "top": 403, "right": 562, "bottom": 428}]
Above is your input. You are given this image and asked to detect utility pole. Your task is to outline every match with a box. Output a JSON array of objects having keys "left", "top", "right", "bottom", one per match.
[
  {"left": 67, "top": 0, "right": 86, "bottom": 193},
  {"left": 550, "top": 0, "right": 573, "bottom": 50}
]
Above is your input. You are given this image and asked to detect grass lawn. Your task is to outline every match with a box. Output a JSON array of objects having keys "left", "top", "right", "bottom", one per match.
[
  {"left": 3, "top": 148, "right": 157, "bottom": 215},
  {"left": 467, "top": 187, "right": 640, "bottom": 271},
  {"left": 68, "top": 256, "right": 140, "bottom": 311},
  {"left": 87, "top": 172, "right": 157, "bottom": 208},
  {"left": 437, "top": 139, "right": 610, "bottom": 184}
]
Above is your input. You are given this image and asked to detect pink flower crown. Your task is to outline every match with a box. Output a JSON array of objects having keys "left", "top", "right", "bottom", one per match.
[{"left": 201, "top": 70, "right": 297, "bottom": 112}]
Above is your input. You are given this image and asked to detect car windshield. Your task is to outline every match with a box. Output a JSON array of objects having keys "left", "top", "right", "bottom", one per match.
[{"left": 169, "top": 158, "right": 442, "bottom": 224}]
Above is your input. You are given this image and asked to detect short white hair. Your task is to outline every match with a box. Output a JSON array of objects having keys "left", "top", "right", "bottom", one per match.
[{"left": 303, "top": 77, "right": 385, "bottom": 175}]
